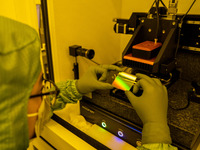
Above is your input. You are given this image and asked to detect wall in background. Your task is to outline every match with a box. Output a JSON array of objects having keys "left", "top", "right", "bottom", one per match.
[{"left": 48, "top": 0, "right": 123, "bottom": 82}]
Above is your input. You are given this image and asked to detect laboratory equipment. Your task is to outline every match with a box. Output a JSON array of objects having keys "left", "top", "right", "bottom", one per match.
[{"left": 80, "top": 0, "right": 200, "bottom": 149}]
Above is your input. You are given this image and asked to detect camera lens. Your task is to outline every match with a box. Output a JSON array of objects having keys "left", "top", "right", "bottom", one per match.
[
  {"left": 76, "top": 48, "right": 95, "bottom": 59},
  {"left": 85, "top": 49, "right": 95, "bottom": 59}
]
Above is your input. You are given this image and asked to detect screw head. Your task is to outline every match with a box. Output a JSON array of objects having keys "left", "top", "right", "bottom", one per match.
[
  {"left": 148, "top": 28, "right": 152, "bottom": 32},
  {"left": 162, "top": 30, "right": 166, "bottom": 34},
  {"left": 136, "top": 140, "right": 142, "bottom": 146}
]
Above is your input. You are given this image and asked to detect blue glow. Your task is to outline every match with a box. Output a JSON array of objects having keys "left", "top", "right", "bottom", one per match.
[
  {"left": 126, "top": 124, "right": 142, "bottom": 134},
  {"left": 113, "top": 136, "right": 124, "bottom": 143},
  {"left": 110, "top": 117, "right": 142, "bottom": 134}
]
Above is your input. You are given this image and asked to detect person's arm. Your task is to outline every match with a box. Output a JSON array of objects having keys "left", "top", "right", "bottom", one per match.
[
  {"left": 51, "top": 65, "right": 122, "bottom": 111},
  {"left": 137, "top": 143, "right": 177, "bottom": 150},
  {"left": 125, "top": 74, "right": 178, "bottom": 150},
  {"left": 51, "top": 80, "right": 82, "bottom": 111}
]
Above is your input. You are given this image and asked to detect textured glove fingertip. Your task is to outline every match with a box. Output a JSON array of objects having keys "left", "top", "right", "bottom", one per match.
[
  {"left": 133, "top": 83, "right": 140, "bottom": 94},
  {"left": 99, "top": 76, "right": 106, "bottom": 81},
  {"left": 125, "top": 90, "right": 133, "bottom": 100},
  {"left": 125, "top": 90, "right": 132, "bottom": 96},
  {"left": 115, "top": 67, "right": 123, "bottom": 72}
]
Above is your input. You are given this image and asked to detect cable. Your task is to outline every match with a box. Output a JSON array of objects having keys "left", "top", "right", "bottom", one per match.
[
  {"left": 174, "top": 0, "right": 197, "bottom": 57},
  {"left": 148, "top": 0, "right": 156, "bottom": 15},
  {"left": 148, "top": 0, "right": 167, "bottom": 15},
  {"left": 154, "top": 0, "right": 160, "bottom": 42},
  {"left": 83, "top": 57, "right": 100, "bottom": 65},
  {"left": 159, "top": 0, "right": 167, "bottom": 9},
  {"left": 181, "top": 0, "right": 197, "bottom": 22},
  {"left": 150, "top": 73, "right": 172, "bottom": 86},
  {"left": 90, "top": 59, "right": 100, "bottom": 65}
]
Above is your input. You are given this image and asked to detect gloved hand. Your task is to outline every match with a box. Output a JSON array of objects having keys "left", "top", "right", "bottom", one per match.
[
  {"left": 76, "top": 65, "right": 122, "bottom": 94},
  {"left": 125, "top": 73, "right": 172, "bottom": 144}
]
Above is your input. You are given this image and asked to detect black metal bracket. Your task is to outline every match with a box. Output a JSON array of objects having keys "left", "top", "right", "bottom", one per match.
[{"left": 69, "top": 45, "right": 95, "bottom": 79}]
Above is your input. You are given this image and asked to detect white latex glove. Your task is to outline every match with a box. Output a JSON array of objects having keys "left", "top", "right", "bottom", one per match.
[
  {"left": 76, "top": 65, "right": 122, "bottom": 94},
  {"left": 125, "top": 73, "right": 172, "bottom": 144}
]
